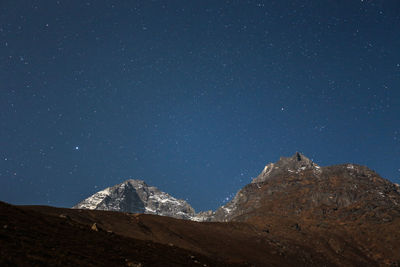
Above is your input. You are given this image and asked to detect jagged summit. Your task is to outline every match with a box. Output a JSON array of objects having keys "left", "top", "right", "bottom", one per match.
[
  {"left": 276, "top": 152, "right": 316, "bottom": 169},
  {"left": 73, "top": 179, "right": 200, "bottom": 220},
  {"left": 251, "top": 152, "right": 320, "bottom": 183}
]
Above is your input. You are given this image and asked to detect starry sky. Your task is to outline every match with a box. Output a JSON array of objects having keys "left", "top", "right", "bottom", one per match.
[{"left": 1, "top": 0, "right": 400, "bottom": 211}]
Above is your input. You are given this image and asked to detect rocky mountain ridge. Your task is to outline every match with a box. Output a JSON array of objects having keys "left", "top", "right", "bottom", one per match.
[
  {"left": 74, "top": 152, "right": 400, "bottom": 224},
  {"left": 73, "top": 179, "right": 201, "bottom": 221},
  {"left": 212, "top": 152, "right": 400, "bottom": 222}
]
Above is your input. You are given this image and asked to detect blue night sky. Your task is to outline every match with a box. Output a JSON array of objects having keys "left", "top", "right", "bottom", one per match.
[{"left": 1, "top": 1, "right": 399, "bottom": 211}]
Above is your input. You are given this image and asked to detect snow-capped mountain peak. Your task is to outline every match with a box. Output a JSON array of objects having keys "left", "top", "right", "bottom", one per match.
[{"left": 73, "top": 179, "right": 200, "bottom": 220}]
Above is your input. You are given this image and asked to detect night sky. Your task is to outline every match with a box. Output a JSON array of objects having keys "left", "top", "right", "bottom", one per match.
[{"left": 1, "top": 1, "right": 400, "bottom": 211}]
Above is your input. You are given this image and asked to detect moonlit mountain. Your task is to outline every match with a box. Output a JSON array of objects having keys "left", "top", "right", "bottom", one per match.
[{"left": 73, "top": 179, "right": 209, "bottom": 221}]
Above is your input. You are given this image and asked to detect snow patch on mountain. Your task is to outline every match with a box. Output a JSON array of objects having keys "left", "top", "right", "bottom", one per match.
[{"left": 76, "top": 188, "right": 111, "bottom": 210}]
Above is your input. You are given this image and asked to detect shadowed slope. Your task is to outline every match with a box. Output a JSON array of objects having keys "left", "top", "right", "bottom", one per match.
[
  {"left": 1, "top": 201, "right": 338, "bottom": 266},
  {"left": 0, "top": 201, "right": 236, "bottom": 267}
]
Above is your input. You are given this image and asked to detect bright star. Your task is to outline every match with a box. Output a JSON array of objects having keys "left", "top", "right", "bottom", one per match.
[{"left": 75, "top": 146, "right": 79, "bottom": 150}]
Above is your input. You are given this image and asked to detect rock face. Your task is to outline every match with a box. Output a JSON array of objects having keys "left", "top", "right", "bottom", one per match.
[
  {"left": 211, "top": 153, "right": 400, "bottom": 265},
  {"left": 251, "top": 152, "right": 320, "bottom": 183},
  {"left": 73, "top": 179, "right": 198, "bottom": 220},
  {"left": 213, "top": 152, "right": 400, "bottom": 222}
]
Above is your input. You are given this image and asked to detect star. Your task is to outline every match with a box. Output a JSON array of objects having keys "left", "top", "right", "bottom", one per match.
[{"left": 75, "top": 146, "right": 79, "bottom": 150}]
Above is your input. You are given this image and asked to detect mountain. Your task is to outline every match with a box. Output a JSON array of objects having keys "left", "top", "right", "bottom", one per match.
[
  {"left": 212, "top": 152, "right": 321, "bottom": 221},
  {"left": 4, "top": 152, "right": 400, "bottom": 266},
  {"left": 71, "top": 152, "right": 400, "bottom": 265},
  {"left": 212, "top": 152, "right": 400, "bottom": 265},
  {"left": 73, "top": 179, "right": 200, "bottom": 221},
  {"left": 213, "top": 152, "right": 400, "bottom": 222}
]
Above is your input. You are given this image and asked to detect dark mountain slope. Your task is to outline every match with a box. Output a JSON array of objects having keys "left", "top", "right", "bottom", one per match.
[
  {"left": 1, "top": 201, "right": 338, "bottom": 266},
  {"left": 0, "top": 201, "right": 235, "bottom": 267}
]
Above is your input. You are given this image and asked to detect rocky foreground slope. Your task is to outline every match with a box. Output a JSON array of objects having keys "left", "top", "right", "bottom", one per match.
[{"left": 0, "top": 201, "right": 235, "bottom": 267}]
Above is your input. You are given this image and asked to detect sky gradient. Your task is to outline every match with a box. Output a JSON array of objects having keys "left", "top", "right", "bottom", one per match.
[{"left": 1, "top": 0, "right": 400, "bottom": 211}]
